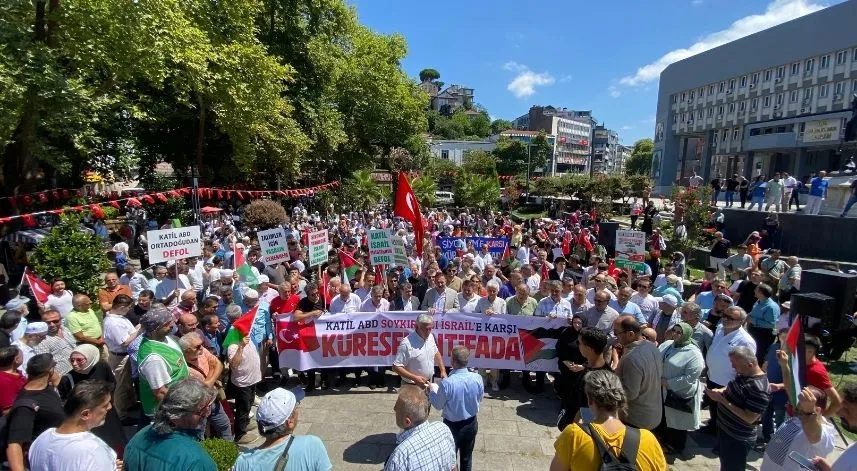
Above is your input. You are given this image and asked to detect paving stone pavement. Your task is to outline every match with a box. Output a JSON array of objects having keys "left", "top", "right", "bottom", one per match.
[{"left": 235, "top": 374, "right": 849, "bottom": 470}]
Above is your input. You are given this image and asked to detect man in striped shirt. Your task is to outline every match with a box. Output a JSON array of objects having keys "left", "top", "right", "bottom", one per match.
[{"left": 705, "top": 345, "right": 770, "bottom": 471}]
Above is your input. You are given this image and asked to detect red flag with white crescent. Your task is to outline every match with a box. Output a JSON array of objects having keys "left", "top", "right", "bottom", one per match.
[
  {"left": 393, "top": 172, "right": 425, "bottom": 256},
  {"left": 23, "top": 267, "right": 51, "bottom": 304}
]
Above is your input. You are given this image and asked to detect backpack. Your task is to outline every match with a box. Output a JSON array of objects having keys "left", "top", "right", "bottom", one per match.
[
  {"left": 581, "top": 423, "right": 640, "bottom": 471},
  {"left": 0, "top": 398, "right": 39, "bottom": 466}
]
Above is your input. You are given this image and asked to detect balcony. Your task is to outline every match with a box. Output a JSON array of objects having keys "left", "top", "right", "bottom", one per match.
[{"left": 744, "top": 132, "right": 797, "bottom": 151}]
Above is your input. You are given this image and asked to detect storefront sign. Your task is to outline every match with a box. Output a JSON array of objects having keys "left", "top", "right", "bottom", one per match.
[{"left": 804, "top": 119, "right": 841, "bottom": 143}]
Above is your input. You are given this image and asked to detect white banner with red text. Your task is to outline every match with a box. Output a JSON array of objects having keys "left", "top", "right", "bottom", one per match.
[{"left": 275, "top": 311, "right": 567, "bottom": 372}]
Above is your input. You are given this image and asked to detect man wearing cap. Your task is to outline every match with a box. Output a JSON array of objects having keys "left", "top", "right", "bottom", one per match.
[
  {"left": 97, "top": 272, "right": 133, "bottom": 313},
  {"left": 649, "top": 294, "right": 682, "bottom": 344},
  {"left": 233, "top": 387, "right": 331, "bottom": 470},
  {"left": 385, "top": 386, "right": 456, "bottom": 471},
  {"left": 256, "top": 275, "right": 278, "bottom": 304},
  {"left": 428, "top": 345, "right": 483, "bottom": 471},
  {"left": 702, "top": 293, "right": 735, "bottom": 329},
  {"left": 747, "top": 283, "right": 780, "bottom": 364},
  {"left": 154, "top": 261, "right": 193, "bottom": 309},
  {"left": 137, "top": 307, "right": 189, "bottom": 419},
  {"left": 12, "top": 321, "right": 48, "bottom": 372}
]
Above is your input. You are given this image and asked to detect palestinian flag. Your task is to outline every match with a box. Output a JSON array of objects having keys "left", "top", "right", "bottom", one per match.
[
  {"left": 234, "top": 243, "right": 259, "bottom": 288},
  {"left": 339, "top": 249, "right": 360, "bottom": 281},
  {"left": 518, "top": 327, "right": 564, "bottom": 364},
  {"left": 785, "top": 316, "right": 804, "bottom": 408},
  {"left": 222, "top": 306, "right": 258, "bottom": 350}
]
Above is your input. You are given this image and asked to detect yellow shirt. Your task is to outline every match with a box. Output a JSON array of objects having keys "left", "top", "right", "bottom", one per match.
[{"left": 553, "top": 422, "right": 666, "bottom": 471}]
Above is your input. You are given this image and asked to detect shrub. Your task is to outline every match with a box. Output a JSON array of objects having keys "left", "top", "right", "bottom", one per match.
[
  {"left": 200, "top": 438, "right": 239, "bottom": 471},
  {"left": 31, "top": 213, "right": 111, "bottom": 297},
  {"left": 243, "top": 199, "right": 287, "bottom": 229}
]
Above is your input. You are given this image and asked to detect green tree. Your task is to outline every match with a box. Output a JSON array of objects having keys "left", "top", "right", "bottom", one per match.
[
  {"left": 490, "top": 119, "right": 513, "bottom": 134},
  {"left": 243, "top": 200, "right": 288, "bottom": 230},
  {"left": 342, "top": 170, "right": 384, "bottom": 210},
  {"left": 467, "top": 112, "right": 492, "bottom": 138},
  {"left": 493, "top": 137, "right": 529, "bottom": 175},
  {"left": 625, "top": 138, "right": 654, "bottom": 175},
  {"left": 530, "top": 132, "right": 552, "bottom": 172},
  {"left": 410, "top": 175, "right": 437, "bottom": 208},
  {"left": 419, "top": 68, "right": 440, "bottom": 83},
  {"left": 461, "top": 150, "right": 497, "bottom": 178},
  {"left": 453, "top": 173, "right": 499, "bottom": 209},
  {"left": 31, "top": 213, "right": 111, "bottom": 297}
]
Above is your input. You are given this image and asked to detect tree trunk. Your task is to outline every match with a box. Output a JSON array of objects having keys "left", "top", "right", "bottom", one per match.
[{"left": 195, "top": 96, "right": 206, "bottom": 182}]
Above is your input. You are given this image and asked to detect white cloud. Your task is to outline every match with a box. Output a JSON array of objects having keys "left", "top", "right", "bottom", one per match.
[
  {"left": 504, "top": 62, "right": 555, "bottom": 98},
  {"left": 619, "top": 0, "right": 826, "bottom": 87},
  {"left": 608, "top": 86, "right": 621, "bottom": 98},
  {"left": 622, "top": 125, "right": 634, "bottom": 130}
]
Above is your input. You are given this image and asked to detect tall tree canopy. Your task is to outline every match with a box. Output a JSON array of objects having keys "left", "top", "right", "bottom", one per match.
[
  {"left": 625, "top": 138, "right": 654, "bottom": 176},
  {"left": 0, "top": 0, "right": 428, "bottom": 194}
]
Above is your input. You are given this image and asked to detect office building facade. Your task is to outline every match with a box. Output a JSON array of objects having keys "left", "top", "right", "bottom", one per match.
[
  {"left": 513, "top": 106, "right": 593, "bottom": 174},
  {"left": 652, "top": 0, "right": 857, "bottom": 192}
]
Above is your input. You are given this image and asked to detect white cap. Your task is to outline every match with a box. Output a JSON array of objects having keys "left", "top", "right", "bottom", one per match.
[
  {"left": 220, "top": 269, "right": 234, "bottom": 279},
  {"left": 658, "top": 294, "right": 679, "bottom": 308},
  {"left": 257, "top": 387, "right": 305, "bottom": 433},
  {"left": 257, "top": 274, "right": 270, "bottom": 284},
  {"left": 291, "top": 260, "right": 306, "bottom": 273},
  {"left": 25, "top": 322, "right": 48, "bottom": 335},
  {"left": 166, "top": 260, "right": 176, "bottom": 268},
  {"left": 244, "top": 289, "right": 259, "bottom": 299}
]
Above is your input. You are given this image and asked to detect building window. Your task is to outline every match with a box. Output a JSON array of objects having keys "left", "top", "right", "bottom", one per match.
[
  {"left": 752, "top": 73, "right": 759, "bottom": 84},
  {"left": 680, "top": 92, "right": 686, "bottom": 102},
  {"left": 733, "top": 129, "right": 740, "bottom": 141},
  {"left": 776, "top": 93, "right": 784, "bottom": 105},
  {"left": 791, "top": 63, "right": 800, "bottom": 75},
  {"left": 835, "top": 82, "right": 844, "bottom": 95},
  {"left": 722, "top": 130, "right": 729, "bottom": 142},
  {"left": 689, "top": 91, "right": 695, "bottom": 100},
  {"left": 854, "top": 49, "right": 857, "bottom": 62},
  {"left": 718, "top": 105, "right": 724, "bottom": 115},
  {"left": 803, "top": 88, "right": 813, "bottom": 100},
  {"left": 750, "top": 128, "right": 761, "bottom": 136},
  {"left": 707, "top": 108, "right": 713, "bottom": 117},
  {"left": 441, "top": 150, "right": 449, "bottom": 160},
  {"left": 820, "top": 54, "right": 829, "bottom": 69},
  {"left": 697, "top": 110, "right": 703, "bottom": 119},
  {"left": 672, "top": 95, "right": 677, "bottom": 104},
  {"left": 729, "top": 79, "right": 735, "bottom": 90},
  {"left": 699, "top": 87, "right": 704, "bottom": 96},
  {"left": 763, "top": 96, "right": 771, "bottom": 107},
  {"left": 739, "top": 101, "right": 746, "bottom": 112},
  {"left": 790, "top": 90, "right": 798, "bottom": 102},
  {"left": 819, "top": 84, "right": 828, "bottom": 97},
  {"left": 709, "top": 85, "right": 715, "bottom": 95},
  {"left": 764, "top": 70, "right": 772, "bottom": 81},
  {"left": 805, "top": 58, "right": 814, "bottom": 72},
  {"left": 728, "top": 103, "right": 735, "bottom": 113},
  {"left": 853, "top": 81, "right": 857, "bottom": 92},
  {"left": 751, "top": 98, "right": 758, "bottom": 109},
  {"left": 740, "top": 76, "right": 747, "bottom": 87},
  {"left": 777, "top": 66, "right": 785, "bottom": 78},
  {"left": 718, "top": 82, "right": 725, "bottom": 93},
  {"left": 837, "top": 51, "right": 847, "bottom": 65},
  {"left": 680, "top": 113, "right": 685, "bottom": 123}
]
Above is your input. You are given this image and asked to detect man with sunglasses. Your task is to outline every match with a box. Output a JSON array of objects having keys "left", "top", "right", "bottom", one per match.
[
  {"left": 702, "top": 306, "right": 756, "bottom": 434},
  {"left": 34, "top": 309, "right": 76, "bottom": 375}
]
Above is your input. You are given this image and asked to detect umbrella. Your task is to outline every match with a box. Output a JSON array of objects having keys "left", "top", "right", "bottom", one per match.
[{"left": 201, "top": 206, "right": 223, "bottom": 214}]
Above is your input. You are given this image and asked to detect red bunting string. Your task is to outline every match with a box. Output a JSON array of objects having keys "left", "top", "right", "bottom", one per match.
[{"left": 0, "top": 181, "right": 341, "bottom": 226}]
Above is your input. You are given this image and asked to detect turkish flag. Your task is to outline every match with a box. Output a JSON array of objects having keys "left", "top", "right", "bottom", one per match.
[
  {"left": 276, "top": 316, "right": 320, "bottom": 353},
  {"left": 23, "top": 267, "right": 51, "bottom": 304},
  {"left": 393, "top": 172, "right": 424, "bottom": 256}
]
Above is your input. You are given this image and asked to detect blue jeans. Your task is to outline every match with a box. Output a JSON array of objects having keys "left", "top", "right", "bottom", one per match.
[
  {"left": 716, "top": 429, "right": 750, "bottom": 471},
  {"left": 725, "top": 191, "right": 735, "bottom": 206},
  {"left": 842, "top": 194, "right": 857, "bottom": 216},
  {"left": 761, "top": 402, "right": 786, "bottom": 442},
  {"left": 207, "top": 400, "right": 234, "bottom": 441}
]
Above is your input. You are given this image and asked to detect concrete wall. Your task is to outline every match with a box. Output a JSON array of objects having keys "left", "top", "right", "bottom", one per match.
[{"left": 719, "top": 208, "right": 857, "bottom": 262}]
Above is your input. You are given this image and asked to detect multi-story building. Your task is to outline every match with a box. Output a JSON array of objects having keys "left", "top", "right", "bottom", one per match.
[
  {"left": 512, "top": 106, "right": 593, "bottom": 174},
  {"left": 652, "top": 0, "right": 857, "bottom": 193},
  {"left": 428, "top": 139, "right": 496, "bottom": 165},
  {"left": 432, "top": 84, "right": 474, "bottom": 115},
  {"left": 614, "top": 144, "right": 632, "bottom": 175},
  {"left": 592, "top": 125, "right": 620, "bottom": 174}
]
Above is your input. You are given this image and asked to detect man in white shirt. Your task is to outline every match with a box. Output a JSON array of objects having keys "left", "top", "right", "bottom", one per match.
[
  {"left": 703, "top": 305, "right": 756, "bottom": 433},
  {"left": 521, "top": 264, "right": 541, "bottom": 295},
  {"left": 101, "top": 295, "right": 140, "bottom": 421},
  {"left": 534, "top": 281, "right": 573, "bottom": 318},
  {"left": 28, "top": 380, "right": 117, "bottom": 471},
  {"left": 585, "top": 274, "right": 618, "bottom": 304},
  {"left": 456, "top": 280, "right": 481, "bottom": 313},
  {"left": 761, "top": 383, "right": 835, "bottom": 470},
  {"left": 329, "top": 284, "right": 362, "bottom": 314},
  {"left": 154, "top": 261, "right": 192, "bottom": 308},
  {"left": 812, "top": 383, "right": 857, "bottom": 471},
  {"left": 360, "top": 286, "right": 390, "bottom": 312},
  {"left": 12, "top": 322, "right": 48, "bottom": 374},
  {"left": 783, "top": 172, "right": 798, "bottom": 210},
  {"left": 475, "top": 280, "right": 506, "bottom": 315},
  {"left": 477, "top": 244, "right": 493, "bottom": 272},
  {"left": 392, "top": 313, "right": 446, "bottom": 387},
  {"left": 119, "top": 265, "right": 149, "bottom": 300}
]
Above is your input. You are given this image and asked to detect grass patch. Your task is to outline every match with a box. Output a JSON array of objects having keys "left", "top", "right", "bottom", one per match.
[{"left": 511, "top": 205, "right": 547, "bottom": 220}]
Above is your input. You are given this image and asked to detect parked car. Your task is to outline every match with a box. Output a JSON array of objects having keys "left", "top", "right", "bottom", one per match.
[{"left": 435, "top": 191, "right": 454, "bottom": 205}]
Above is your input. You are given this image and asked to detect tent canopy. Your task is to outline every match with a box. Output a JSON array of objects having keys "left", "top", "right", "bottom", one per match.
[
  {"left": 2, "top": 226, "right": 94, "bottom": 245},
  {"left": 201, "top": 206, "right": 223, "bottom": 214}
]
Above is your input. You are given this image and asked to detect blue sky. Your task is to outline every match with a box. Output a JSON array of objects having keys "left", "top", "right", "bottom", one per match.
[{"left": 348, "top": 0, "right": 838, "bottom": 145}]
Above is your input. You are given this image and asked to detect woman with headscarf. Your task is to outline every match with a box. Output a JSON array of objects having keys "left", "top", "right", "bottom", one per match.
[
  {"left": 58, "top": 344, "right": 128, "bottom": 456},
  {"left": 655, "top": 322, "right": 704, "bottom": 455}
]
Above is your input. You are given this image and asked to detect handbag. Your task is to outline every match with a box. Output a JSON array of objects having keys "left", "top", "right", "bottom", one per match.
[{"left": 664, "top": 389, "right": 694, "bottom": 413}]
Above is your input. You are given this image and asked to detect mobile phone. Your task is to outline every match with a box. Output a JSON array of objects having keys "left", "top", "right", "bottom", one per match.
[
  {"left": 788, "top": 451, "right": 819, "bottom": 471},
  {"left": 562, "top": 360, "right": 575, "bottom": 369}
]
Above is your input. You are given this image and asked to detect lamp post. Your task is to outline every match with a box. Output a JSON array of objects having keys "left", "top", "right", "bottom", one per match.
[{"left": 525, "top": 143, "right": 532, "bottom": 204}]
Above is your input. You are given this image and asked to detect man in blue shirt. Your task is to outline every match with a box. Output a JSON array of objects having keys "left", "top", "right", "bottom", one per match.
[
  {"left": 806, "top": 171, "right": 829, "bottom": 215},
  {"left": 429, "top": 345, "right": 483, "bottom": 471},
  {"left": 748, "top": 283, "right": 780, "bottom": 364}
]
